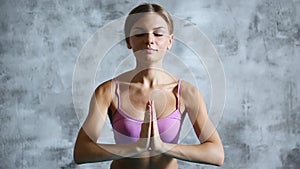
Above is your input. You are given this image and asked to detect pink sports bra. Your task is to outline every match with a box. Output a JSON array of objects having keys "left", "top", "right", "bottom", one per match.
[{"left": 111, "top": 80, "right": 182, "bottom": 144}]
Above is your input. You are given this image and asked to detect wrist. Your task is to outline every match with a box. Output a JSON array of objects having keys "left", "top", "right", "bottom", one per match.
[
  {"left": 158, "top": 142, "right": 173, "bottom": 155},
  {"left": 135, "top": 140, "right": 149, "bottom": 154},
  {"left": 153, "top": 141, "right": 168, "bottom": 154}
]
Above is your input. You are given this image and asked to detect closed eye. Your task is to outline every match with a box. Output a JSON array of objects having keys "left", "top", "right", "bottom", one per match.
[
  {"left": 153, "top": 33, "right": 164, "bottom": 37},
  {"left": 133, "top": 33, "right": 164, "bottom": 37},
  {"left": 134, "top": 33, "right": 147, "bottom": 37}
]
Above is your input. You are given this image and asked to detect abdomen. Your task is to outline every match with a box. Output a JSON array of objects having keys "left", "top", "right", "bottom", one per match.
[{"left": 110, "top": 154, "right": 178, "bottom": 169}]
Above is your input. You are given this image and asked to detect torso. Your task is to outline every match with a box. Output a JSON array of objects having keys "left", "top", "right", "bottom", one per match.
[
  {"left": 110, "top": 155, "right": 178, "bottom": 169},
  {"left": 111, "top": 79, "right": 181, "bottom": 119},
  {"left": 108, "top": 77, "right": 185, "bottom": 169}
]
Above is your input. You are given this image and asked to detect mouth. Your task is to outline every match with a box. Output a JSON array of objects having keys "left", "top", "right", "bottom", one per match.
[{"left": 144, "top": 47, "right": 158, "bottom": 52}]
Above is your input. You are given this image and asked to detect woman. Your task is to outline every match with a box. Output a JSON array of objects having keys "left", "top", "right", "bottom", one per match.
[{"left": 74, "top": 3, "right": 224, "bottom": 169}]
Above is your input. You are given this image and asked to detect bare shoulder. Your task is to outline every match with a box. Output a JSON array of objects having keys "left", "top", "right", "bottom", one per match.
[
  {"left": 180, "top": 80, "right": 200, "bottom": 97},
  {"left": 180, "top": 80, "right": 203, "bottom": 99},
  {"left": 94, "top": 79, "right": 116, "bottom": 105},
  {"left": 180, "top": 80, "right": 206, "bottom": 111}
]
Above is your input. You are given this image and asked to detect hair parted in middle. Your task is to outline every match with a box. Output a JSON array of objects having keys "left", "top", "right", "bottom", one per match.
[{"left": 124, "top": 3, "right": 174, "bottom": 44}]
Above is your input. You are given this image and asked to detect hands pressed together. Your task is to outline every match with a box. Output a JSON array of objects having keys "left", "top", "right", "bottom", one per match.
[{"left": 137, "top": 100, "right": 166, "bottom": 154}]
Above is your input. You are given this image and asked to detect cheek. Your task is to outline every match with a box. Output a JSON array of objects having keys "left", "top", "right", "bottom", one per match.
[
  {"left": 157, "top": 40, "right": 170, "bottom": 49},
  {"left": 129, "top": 39, "right": 141, "bottom": 48}
]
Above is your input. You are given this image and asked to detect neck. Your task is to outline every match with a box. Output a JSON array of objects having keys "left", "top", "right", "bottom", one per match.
[
  {"left": 133, "top": 56, "right": 164, "bottom": 85},
  {"left": 132, "top": 68, "right": 163, "bottom": 87},
  {"left": 135, "top": 58, "right": 163, "bottom": 70}
]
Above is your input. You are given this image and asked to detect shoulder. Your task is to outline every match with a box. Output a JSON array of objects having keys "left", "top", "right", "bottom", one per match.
[
  {"left": 180, "top": 80, "right": 206, "bottom": 110},
  {"left": 180, "top": 80, "right": 202, "bottom": 98},
  {"left": 94, "top": 79, "right": 116, "bottom": 104}
]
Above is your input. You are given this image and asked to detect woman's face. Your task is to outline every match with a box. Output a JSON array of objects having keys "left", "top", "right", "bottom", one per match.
[{"left": 127, "top": 13, "right": 174, "bottom": 61}]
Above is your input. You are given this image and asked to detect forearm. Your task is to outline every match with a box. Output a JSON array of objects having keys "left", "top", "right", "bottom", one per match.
[
  {"left": 74, "top": 141, "right": 144, "bottom": 164},
  {"left": 161, "top": 142, "right": 224, "bottom": 166},
  {"left": 73, "top": 129, "right": 145, "bottom": 164}
]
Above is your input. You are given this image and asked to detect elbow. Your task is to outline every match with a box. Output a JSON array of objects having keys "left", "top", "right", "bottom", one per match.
[
  {"left": 206, "top": 142, "right": 224, "bottom": 166},
  {"left": 73, "top": 145, "right": 82, "bottom": 164},
  {"left": 73, "top": 128, "right": 98, "bottom": 164},
  {"left": 214, "top": 147, "right": 225, "bottom": 166},
  {"left": 73, "top": 153, "right": 81, "bottom": 165},
  {"left": 73, "top": 155, "right": 80, "bottom": 164},
  {"left": 73, "top": 140, "right": 87, "bottom": 164},
  {"left": 216, "top": 152, "right": 224, "bottom": 166}
]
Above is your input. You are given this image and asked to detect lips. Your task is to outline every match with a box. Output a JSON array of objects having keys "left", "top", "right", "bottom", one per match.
[
  {"left": 144, "top": 47, "right": 158, "bottom": 51},
  {"left": 134, "top": 47, "right": 159, "bottom": 54},
  {"left": 146, "top": 47, "right": 157, "bottom": 51}
]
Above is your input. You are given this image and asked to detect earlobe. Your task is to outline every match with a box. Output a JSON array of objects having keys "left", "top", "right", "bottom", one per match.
[{"left": 167, "top": 34, "right": 174, "bottom": 50}]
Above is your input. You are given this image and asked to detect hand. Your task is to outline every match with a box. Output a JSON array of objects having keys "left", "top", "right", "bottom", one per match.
[
  {"left": 137, "top": 100, "right": 165, "bottom": 154},
  {"left": 136, "top": 101, "right": 152, "bottom": 152},
  {"left": 149, "top": 100, "right": 165, "bottom": 153}
]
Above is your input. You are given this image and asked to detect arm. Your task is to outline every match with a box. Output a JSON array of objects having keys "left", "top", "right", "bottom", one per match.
[
  {"left": 151, "top": 82, "right": 224, "bottom": 166},
  {"left": 73, "top": 80, "right": 151, "bottom": 164}
]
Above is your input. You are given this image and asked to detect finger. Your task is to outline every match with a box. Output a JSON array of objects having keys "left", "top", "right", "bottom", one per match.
[
  {"left": 144, "top": 101, "right": 151, "bottom": 123},
  {"left": 140, "top": 102, "right": 152, "bottom": 138},
  {"left": 140, "top": 122, "right": 151, "bottom": 138},
  {"left": 149, "top": 100, "right": 152, "bottom": 123},
  {"left": 149, "top": 100, "right": 163, "bottom": 153},
  {"left": 151, "top": 100, "right": 157, "bottom": 121},
  {"left": 151, "top": 100, "right": 159, "bottom": 135},
  {"left": 148, "top": 101, "right": 152, "bottom": 137}
]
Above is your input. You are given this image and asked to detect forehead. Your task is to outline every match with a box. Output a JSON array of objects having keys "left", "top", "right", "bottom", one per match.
[{"left": 131, "top": 13, "right": 169, "bottom": 31}]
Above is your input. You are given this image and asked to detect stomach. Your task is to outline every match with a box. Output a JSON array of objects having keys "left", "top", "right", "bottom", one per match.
[{"left": 110, "top": 153, "right": 178, "bottom": 169}]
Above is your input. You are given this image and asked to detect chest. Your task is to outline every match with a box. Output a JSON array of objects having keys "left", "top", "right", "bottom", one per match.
[
  {"left": 112, "top": 108, "right": 182, "bottom": 144},
  {"left": 117, "top": 86, "right": 179, "bottom": 120}
]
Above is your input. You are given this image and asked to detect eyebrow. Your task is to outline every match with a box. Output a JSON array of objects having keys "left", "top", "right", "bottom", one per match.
[{"left": 132, "top": 26, "right": 167, "bottom": 31}]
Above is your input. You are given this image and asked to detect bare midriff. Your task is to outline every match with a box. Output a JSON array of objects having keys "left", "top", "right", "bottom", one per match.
[{"left": 110, "top": 154, "right": 178, "bottom": 169}]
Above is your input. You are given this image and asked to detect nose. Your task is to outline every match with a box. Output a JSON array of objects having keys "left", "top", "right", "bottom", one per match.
[{"left": 145, "top": 33, "right": 154, "bottom": 45}]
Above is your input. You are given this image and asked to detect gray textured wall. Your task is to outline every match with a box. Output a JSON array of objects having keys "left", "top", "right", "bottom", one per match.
[{"left": 1, "top": 0, "right": 299, "bottom": 169}]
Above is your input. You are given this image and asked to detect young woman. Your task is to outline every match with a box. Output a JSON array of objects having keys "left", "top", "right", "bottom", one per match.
[{"left": 74, "top": 3, "right": 224, "bottom": 169}]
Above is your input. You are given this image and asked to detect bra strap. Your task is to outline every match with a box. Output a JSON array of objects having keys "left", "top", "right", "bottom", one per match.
[
  {"left": 177, "top": 79, "right": 181, "bottom": 109},
  {"left": 115, "top": 80, "right": 121, "bottom": 109}
]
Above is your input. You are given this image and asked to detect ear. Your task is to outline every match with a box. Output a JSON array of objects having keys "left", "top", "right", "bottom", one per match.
[
  {"left": 126, "top": 38, "right": 132, "bottom": 49},
  {"left": 167, "top": 34, "right": 174, "bottom": 50}
]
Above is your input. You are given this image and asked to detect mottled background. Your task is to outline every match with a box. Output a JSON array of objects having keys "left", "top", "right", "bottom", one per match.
[{"left": 1, "top": 0, "right": 299, "bottom": 169}]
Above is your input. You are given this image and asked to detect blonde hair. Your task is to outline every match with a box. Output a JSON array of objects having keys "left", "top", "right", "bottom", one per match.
[{"left": 124, "top": 3, "right": 173, "bottom": 43}]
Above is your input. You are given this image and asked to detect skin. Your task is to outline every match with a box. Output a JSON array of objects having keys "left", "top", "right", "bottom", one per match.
[{"left": 74, "top": 13, "right": 224, "bottom": 169}]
